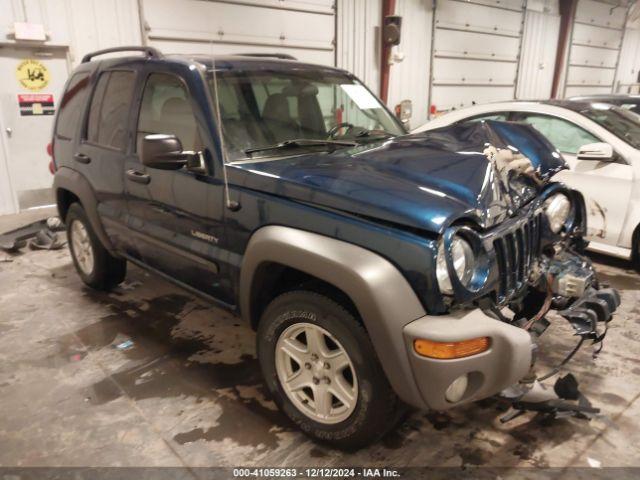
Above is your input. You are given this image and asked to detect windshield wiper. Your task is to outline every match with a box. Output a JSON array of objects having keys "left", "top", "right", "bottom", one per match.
[{"left": 245, "top": 139, "right": 356, "bottom": 156}]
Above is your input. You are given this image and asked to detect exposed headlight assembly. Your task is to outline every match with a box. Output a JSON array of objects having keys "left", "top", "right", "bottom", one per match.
[
  {"left": 543, "top": 193, "right": 572, "bottom": 233},
  {"left": 436, "top": 236, "right": 476, "bottom": 295}
]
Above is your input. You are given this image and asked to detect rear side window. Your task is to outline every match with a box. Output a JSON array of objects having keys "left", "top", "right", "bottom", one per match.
[
  {"left": 86, "top": 71, "right": 136, "bottom": 150},
  {"left": 56, "top": 72, "right": 90, "bottom": 139},
  {"left": 513, "top": 113, "right": 598, "bottom": 154}
]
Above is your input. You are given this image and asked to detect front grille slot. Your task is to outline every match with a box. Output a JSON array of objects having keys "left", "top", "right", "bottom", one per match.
[{"left": 493, "top": 213, "right": 542, "bottom": 302}]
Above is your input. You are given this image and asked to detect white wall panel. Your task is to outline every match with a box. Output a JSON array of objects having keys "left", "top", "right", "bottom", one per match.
[
  {"left": 574, "top": 0, "right": 627, "bottom": 28},
  {"left": 430, "top": 0, "right": 526, "bottom": 112},
  {"left": 516, "top": 7, "right": 560, "bottom": 100},
  {"left": 433, "top": 29, "right": 520, "bottom": 62},
  {"left": 387, "top": 0, "right": 433, "bottom": 128},
  {"left": 564, "top": 85, "right": 612, "bottom": 96},
  {"left": 143, "top": 0, "right": 334, "bottom": 65},
  {"left": 336, "top": 0, "right": 381, "bottom": 93},
  {"left": 431, "top": 85, "right": 516, "bottom": 109},
  {"left": 563, "top": 0, "right": 629, "bottom": 97},
  {"left": 432, "top": 57, "right": 517, "bottom": 85},
  {"left": 572, "top": 23, "right": 623, "bottom": 49},
  {"left": 615, "top": 27, "right": 640, "bottom": 92},
  {"left": 570, "top": 44, "right": 619, "bottom": 68},
  {"left": 0, "top": 0, "right": 141, "bottom": 64},
  {"left": 435, "top": 0, "right": 523, "bottom": 36}
]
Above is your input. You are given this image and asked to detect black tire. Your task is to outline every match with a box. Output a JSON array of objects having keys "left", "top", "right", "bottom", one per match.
[
  {"left": 66, "top": 202, "right": 126, "bottom": 290},
  {"left": 257, "top": 290, "right": 400, "bottom": 450},
  {"left": 632, "top": 226, "right": 640, "bottom": 272}
]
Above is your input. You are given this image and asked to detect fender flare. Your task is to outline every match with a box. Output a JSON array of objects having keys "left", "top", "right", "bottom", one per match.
[
  {"left": 53, "top": 167, "right": 116, "bottom": 254},
  {"left": 240, "top": 225, "right": 428, "bottom": 408}
]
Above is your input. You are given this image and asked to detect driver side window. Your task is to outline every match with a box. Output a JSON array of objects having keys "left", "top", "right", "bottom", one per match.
[
  {"left": 513, "top": 113, "right": 598, "bottom": 155},
  {"left": 137, "top": 73, "right": 202, "bottom": 153}
]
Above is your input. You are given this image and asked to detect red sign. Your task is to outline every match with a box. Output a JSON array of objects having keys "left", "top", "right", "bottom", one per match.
[
  {"left": 18, "top": 94, "right": 53, "bottom": 103},
  {"left": 17, "top": 93, "right": 55, "bottom": 116}
]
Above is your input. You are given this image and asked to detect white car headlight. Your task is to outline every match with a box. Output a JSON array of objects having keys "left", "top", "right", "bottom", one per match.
[
  {"left": 436, "top": 236, "right": 475, "bottom": 295},
  {"left": 543, "top": 194, "right": 572, "bottom": 233}
]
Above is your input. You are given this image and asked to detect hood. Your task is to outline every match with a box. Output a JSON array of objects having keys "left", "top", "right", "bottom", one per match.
[{"left": 229, "top": 121, "right": 566, "bottom": 235}]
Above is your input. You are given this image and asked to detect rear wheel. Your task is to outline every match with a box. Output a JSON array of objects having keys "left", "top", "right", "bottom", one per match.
[
  {"left": 257, "top": 290, "right": 400, "bottom": 450},
  {"left": 66, "top": 203, "right": 126, "bottom": 290}
]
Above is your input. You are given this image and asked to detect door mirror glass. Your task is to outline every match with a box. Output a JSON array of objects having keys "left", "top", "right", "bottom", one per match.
[
  {"left": 141, "top": 134, "right": 191, "bottom": 170},
  {"left": 576, "top": 142, "right": 614, "bottom": 161}
]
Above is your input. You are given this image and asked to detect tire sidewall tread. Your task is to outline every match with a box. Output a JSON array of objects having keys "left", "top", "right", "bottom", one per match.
[{"left": 257, "top": 290, "right": 399, "bottom": 450}]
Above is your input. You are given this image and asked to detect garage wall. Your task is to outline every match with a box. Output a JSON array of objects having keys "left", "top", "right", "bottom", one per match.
[
  {"left": 516, "top": 2, "right": 561, "bottom": 99},
  {"left": 142, "top": 0, "right": 335, "bottom": 66},
  {"left": 0, "top": 0, "right": 141, "bottom": 214},
  {"left": 386, "top": 0, "right": 433, "bottom": 129},
  {"left": 562, "top": 0, "right": 629, "bottom": 97},
  {"left": 0, "top": 0, "right": 141, "bottom": 64},
  {"left": 615, "top": 24, "right": 640, "bottom": 92},
  {"left": 336, "top": 0, "right": 382, "bottom": 94},
  {"left": 428, "top": 0, "right": 527, "bottom": 112}
]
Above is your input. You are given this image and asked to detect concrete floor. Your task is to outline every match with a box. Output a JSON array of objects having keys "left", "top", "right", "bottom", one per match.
[{"left": 2, "top": 215, "right": 640, "bottom": 472}]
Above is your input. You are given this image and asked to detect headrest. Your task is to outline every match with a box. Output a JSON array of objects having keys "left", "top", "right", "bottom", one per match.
[
  {"left": 263, "top": 93, "right": 291, "bottom": 120},
  {"left": 161, "top": 97, "right": 190, "bottom": 116}
]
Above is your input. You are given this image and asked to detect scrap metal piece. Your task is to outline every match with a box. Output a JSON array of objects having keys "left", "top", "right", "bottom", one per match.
[
  {"left": 29, "top": 229, "right": 66, "bottom": 250},
  {"left": 499, "top": 374, "right": 599, "bottom": 423},
  {"left": 0, "top": 219, "right": 48, "bottom": 252},
  {"left": 0, "top": 217, "right": 66, "bottom": 252},
  {"left": 558, "top": 287, "right": 618, "bottom": 343}
]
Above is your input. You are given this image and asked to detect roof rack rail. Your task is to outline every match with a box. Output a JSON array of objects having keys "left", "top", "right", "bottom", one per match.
[
  {"left": 237, "top": 53, "right": 297, "bottom": 60},
  {"left": 81, "top": 46, "right": 163, "bottom": 63}
]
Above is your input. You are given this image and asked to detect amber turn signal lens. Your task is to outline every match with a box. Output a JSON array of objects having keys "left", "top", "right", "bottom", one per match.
[{"left": 414, "top": 337, "right": 490, "bottom": 359}]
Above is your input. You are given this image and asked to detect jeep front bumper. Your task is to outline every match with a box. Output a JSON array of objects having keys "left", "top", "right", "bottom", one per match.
[
  {"left": 403, "top": 309, "right": 533, "bottom": 410},
  {"left": 402, "top": 284, "right": 620, "bottom": 411}
]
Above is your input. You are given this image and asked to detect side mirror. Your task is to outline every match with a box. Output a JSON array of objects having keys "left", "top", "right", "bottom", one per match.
[
  {"left": 576, "top": 142, "right": 614, "bottom": 161},
  {"left": 141, "top": 134, "right": 197, "bottom": 170}
]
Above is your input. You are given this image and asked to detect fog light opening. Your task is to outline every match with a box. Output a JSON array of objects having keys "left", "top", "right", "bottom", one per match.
[{"left": 445, "top": 374, "right": 469, "bottom": 403}]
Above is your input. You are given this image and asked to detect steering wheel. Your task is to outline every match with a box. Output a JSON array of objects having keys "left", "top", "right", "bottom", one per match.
[{"left": 328, "top": 122, "right": 355, "bottom": 139}]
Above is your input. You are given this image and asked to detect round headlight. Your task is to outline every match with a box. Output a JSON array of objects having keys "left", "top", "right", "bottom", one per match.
[
  {"left": 436, "top": 236, "right": 475, "bottom": 294},
  {"left": 543, "top": 194, "right": 572, "bottom": 233}
]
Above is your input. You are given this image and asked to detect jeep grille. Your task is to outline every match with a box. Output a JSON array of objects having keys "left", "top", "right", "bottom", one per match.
[{"left": 493, "top": 213, "right": 543, "bottom": 301}]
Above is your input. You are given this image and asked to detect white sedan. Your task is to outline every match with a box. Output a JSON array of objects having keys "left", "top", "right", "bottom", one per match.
[{"left": 415, "top": 100, "right": 640, "bottom": 263}]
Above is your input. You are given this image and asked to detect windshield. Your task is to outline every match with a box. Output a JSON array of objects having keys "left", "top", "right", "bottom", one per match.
[
  {"left": 581, "top": 105, "right": 640, "bottom": 149},
  {"left": 208, "top": 69, "right": 404, "bottom": 161}
]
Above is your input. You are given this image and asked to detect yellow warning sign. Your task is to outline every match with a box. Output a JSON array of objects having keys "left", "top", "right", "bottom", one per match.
[{"left": 16, "top": 59, "right": 49, "bottom": 91}]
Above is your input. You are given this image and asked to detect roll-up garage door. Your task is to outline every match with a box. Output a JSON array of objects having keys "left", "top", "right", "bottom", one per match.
[
  {"left": 141, "top": 0, "right": 335, "bottom": 66},
  {"left": 429, "top": 0, "right": 526, "bottom": 112},
  {"left": 563, "top": 0, "right": 629, "bottom": 97}
]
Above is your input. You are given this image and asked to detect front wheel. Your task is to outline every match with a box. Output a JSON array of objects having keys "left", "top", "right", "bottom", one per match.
[{"left": 257, "top": 290, "right": 400, "bottom": 449}]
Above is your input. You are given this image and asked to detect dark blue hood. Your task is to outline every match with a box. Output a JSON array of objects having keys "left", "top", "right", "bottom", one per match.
[{"left": 229, "top": 121, "right": 566, "bottom": 235}]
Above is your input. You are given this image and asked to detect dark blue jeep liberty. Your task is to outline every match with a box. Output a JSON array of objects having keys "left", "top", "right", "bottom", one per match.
[{"left": 52, "top": 47, "right": 620, "bottom": 449}]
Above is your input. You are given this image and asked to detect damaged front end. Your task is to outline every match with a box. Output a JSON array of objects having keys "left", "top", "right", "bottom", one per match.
[
  {"left": 433, "top": 120, "right": 621, "bottom": 421},
  {"left": 498, "top": 248, "right": 620, "bottom": 422}
]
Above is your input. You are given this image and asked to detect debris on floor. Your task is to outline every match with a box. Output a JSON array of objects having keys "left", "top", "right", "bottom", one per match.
[
  {"left": 499, "top": 373, "right": 599, "bottom": 423},
  {"left": 0, "top": 217, "right": 66, "bottom": 253},
  {"left": 114, "top": 339, "right": 135, "bottom": 351},
  {"left": 29, "top": 229, "right": 66, "bottom": 250}
]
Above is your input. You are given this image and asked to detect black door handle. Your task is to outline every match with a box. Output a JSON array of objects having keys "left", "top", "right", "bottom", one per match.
[
  {"left": 126, "top": 169, "right": 151, "bottom": 185},
  {"left": 73, "top": 153, "right": 91, "bottom": 164}
]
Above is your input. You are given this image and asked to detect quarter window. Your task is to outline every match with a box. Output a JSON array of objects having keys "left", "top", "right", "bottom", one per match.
[
  {"left": 86, "top": 71, "right": 136, "bottom": 150},
  {"left": 136, "top": 73, "right": 202, "bottom": 152},
  {"left": 513, "top": 113, "right": 598, "bottom": 155},
  {"left": 56, "top": 72, "right": 90, "bottom": 139}
]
